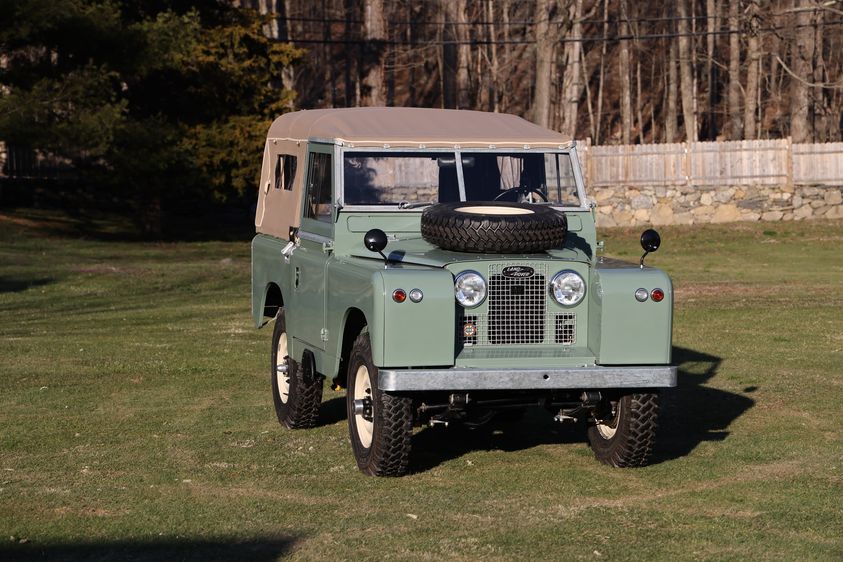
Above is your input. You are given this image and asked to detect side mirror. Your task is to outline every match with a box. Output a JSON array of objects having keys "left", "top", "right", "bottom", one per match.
[
  {"left": 640, "top": 229, "right": 661, "bottom": 253},
  {"left": 639, "top": 229, "right": 661, "bottom": 268},
  {"left": 364, "top": 228, "right": 389, "bottom": 263}
]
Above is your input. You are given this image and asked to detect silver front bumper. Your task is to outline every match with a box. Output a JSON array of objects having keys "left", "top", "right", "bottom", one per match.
[{"left": 378, "top": 366, "right": 677, "bottom": 392}]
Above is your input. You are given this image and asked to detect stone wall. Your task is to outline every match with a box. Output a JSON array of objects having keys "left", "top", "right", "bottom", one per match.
[{"left": 592, "top": 183, "right": 843, "bottom": 227}]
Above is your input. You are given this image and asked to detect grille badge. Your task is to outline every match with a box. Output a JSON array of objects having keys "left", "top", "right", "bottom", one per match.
[{"left": 501, "top": 266, "right": 535, "bottom": 278}]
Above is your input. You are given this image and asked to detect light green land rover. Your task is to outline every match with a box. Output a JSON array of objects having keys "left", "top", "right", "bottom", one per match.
[{"left": 251, "top": 108, "right": 675, "bottom": 476}]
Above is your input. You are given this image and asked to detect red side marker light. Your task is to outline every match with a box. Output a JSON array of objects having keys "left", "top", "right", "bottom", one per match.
[
  {"left": 651, "top": 288, "right": 665, "bottom": 302},
  {"left": 392, "top": 289, "right": 407, "bottom": 303}
]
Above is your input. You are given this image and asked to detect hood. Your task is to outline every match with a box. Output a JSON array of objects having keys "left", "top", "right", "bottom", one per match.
[{"left": 349, "top": 235, "right": 592, "bottom": 268}]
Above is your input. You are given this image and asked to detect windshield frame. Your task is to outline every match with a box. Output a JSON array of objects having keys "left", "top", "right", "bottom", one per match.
[{"left": 338, "top": 146, "right": 588, "bottom": 211}]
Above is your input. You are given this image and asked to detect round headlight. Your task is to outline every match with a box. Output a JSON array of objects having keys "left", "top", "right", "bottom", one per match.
[
  {"left": 454, "top": 271, "right": 486, "bottom": 308},
  {"left": 550, "top": 270, "right": 586, "bottom": 306}
]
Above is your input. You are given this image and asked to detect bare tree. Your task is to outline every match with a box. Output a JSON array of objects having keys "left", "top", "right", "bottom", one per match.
[
  {"left": 559, "top": 0, "right": 584, "bottom": 137},
  {"left": 594, "top": 0, "right": 609, "bottom": 143},
  {"left": 790, "top": 0, "right": 815, "bottom": 142},
  {"left": 727, "top": 0, "right": 742, "bottom": 138},
  {"left": 677, "top": 0, "right": 698, "bottom": 141},
  {"left": 619, "top": 0, "right": 633, "bottom": 144},
  {"left": 534, "top": 0, "right": 556, "bottom": 127},
  {"left": 360, "top": 0, "right": 386, "bottom": 106},
  {"left": 666, "top": 40, "right": 679, "bottom": 143},
  {"left": 704, "top": 0, "right": 719, "bottom": 139},
  {"left": 441, "top": 0, "right": 471, "bottom": 109},
  {"left": 744, "top": 0, "right": 761, "bottom": 139}
]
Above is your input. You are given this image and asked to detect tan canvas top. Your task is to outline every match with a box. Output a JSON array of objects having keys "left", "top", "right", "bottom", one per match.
[{"left": 267, "top": 107, "right": 572, "bottom": 148}]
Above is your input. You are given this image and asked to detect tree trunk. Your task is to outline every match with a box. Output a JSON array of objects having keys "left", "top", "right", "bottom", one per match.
[
  {"left": 743, "top": 0, "right": 761, "bottom": 139},
  {"left": 344, "top": 0, "right": 355, "bottom": 106},
  {"left": 595, "top": 0, "right": 608, "bottom": 144},
  {"left": 276, "top": 0, "right": 297, "bottom": 108},
  {"left": 619, "top": 0, "right": 632, "bottom": 144},
  {"left": 487, "top": 0, "right": 499, "bottom": 111},
  {"left": 812, "top": 7, "right": 828, "bottom": 141},
  {"left": 705, "top": 0, "right": 718, "bottom": 139},
  {"left": 636, "top": 60, "right": 644, "bottom": 143},
  {"left": 441, "top": 0, "right": 470, "bottom": 109},
  {"left": 666, "top": 39, "right": 678, "bottom": 143},
  {"left": 501, "top": 0, "right": 511, "bottom": 111},
  {"left": 727, "top": 0, "right": 742, "bottom": 138},
  {"left": 560, "top": 0, "right": 583, "bottom": 137},
  {"left": 790, "top": 0, "right": 814, "bottom": 143},
  {"left": 360, "top": 0, "right": 386, "bottom": 106},
  {"left": 533, "top": 0, "right": 555, "bottom": 127},
  {"left": 677, "top": 0, "right": 698, "bottom": 141}
]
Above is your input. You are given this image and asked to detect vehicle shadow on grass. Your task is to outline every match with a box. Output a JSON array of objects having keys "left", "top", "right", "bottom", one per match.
[
  {"left": 410, "top": 410, "right": 584, "bottom": 474},
  {"left": 0, "top": 276, "right": 54, "bottom": 293},
  {"left": 318, "top": 395, "right": 348, "bottom": 427},
  {"left": 407, "top": 345, "right": 755, "bottom": 472},
  {"left": 1, "top": 536, "right": 297, "bottom": 562},
  {"left": 651, "top": 345, "right": 755, "bottom": 464}
]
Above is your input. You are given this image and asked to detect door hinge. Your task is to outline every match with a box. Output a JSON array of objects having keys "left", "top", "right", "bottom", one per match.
[
  {"left": 320, "top": 328, "right": 329, "bottom": 342},
  {"left": 322, "top": 240, "right": 334, "bottom": 253}
]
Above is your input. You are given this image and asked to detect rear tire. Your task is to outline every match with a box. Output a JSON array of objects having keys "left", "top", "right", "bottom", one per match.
[
  {"left": 271, "top": 310, "right": 322, "bottom": 429},
  {"left": 587, "top": 392, "right": 659, "bottom": 467},
  {"left": 346, "top": 332, "right": 413, "bottom": 476}
]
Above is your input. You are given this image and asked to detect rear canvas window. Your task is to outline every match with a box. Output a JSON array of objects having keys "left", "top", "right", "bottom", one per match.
[{"left": 274, "top": 154, "right": 297, "bottom": 191}]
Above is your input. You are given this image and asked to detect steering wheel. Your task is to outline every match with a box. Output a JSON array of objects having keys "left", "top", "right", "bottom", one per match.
[{"left": 493, "top": 186, "right": 549, "bottom": 203}]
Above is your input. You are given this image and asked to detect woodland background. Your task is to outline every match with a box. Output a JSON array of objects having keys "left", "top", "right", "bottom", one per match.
[
  {"left": 1, "top": 0, "right": 842, "bottom": 234},
  {"left": 248, "top": 0, "right": 843, "bottom": 144}
]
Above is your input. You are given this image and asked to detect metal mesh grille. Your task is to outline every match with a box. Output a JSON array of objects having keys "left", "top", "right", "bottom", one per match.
[
  {"left": 555, "top": 313, "right": 576, "bottom": 345},
  {"left": 487, "top": 264, "right": 547, "bottom": 344},
  {"left": 456, "top": 263, "right": 581, "bottom": 347}
]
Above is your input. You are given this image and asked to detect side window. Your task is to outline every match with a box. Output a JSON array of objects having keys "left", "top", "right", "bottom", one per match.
[
  {"left": 274, "top": 154, "right": 297, "bottom": 191},
  {"left": 304, "top": 152, "right": 332, "bottom": 222}
]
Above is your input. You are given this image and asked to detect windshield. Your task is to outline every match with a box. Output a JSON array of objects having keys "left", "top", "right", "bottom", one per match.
[{"left": 343, "top": 151, "right": 581, "bottom": 207}]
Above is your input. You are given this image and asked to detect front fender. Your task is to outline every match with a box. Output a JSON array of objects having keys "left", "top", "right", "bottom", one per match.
[{"left": 370, "top": 268, "right": 456, "bottom": 368}]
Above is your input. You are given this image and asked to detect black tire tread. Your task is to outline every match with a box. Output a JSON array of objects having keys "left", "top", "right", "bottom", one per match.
[
  {"left": 271, "top": 310, "right": 323, "bottom": 430},
  {"left": 420, "top": 202, "right": 567, "bottom": 253},
  {"left": 587, "top": 392, "right": 659, "bottom": 468},
  {"left": 347, "top": 332, "right": 413, "bottom": 477}
]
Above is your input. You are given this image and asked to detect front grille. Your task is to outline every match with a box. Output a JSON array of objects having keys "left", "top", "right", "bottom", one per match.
[
  {"left": 555, "top": 313, "right": 577, "bottom": 345},
  {"left": 456, "top": 263, "right": 579, "bottom": 347},
  {"left": 488, "top": 264, "right": 546, "bottom": 344}
]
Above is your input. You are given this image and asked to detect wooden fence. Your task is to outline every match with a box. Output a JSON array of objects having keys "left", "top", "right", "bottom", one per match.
[{"left": 578, "top": 139, "right": 843, "bottom": 189}]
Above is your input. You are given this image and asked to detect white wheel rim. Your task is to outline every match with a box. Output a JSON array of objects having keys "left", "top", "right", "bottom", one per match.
[
  {"left": 596, "top": 401, "right": 620, "bottom": 439},
  {"left": 353, "top": 365, "right": 374, "bottom": 448},
  {"left": 455, "top": 205, "right": 534, "bottom": 215},
  {"left": 276, "top": 333, "right": 290, "bottom": 404}
]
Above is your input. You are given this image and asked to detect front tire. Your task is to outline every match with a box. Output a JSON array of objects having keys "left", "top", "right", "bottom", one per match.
[
  {"left": 271, "top": 310, "right": 322, "bottom": 429},
  {"left": 587, "top": 392, "right": 659, "bottom": 467},
  {"left": 346, "top": 332, "right": 413, "bottom": 476}
]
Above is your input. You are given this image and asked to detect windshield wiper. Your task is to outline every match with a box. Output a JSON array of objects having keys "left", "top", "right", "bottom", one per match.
[{"left": 397, "top": 200, "right": 435, "bottom": 209}]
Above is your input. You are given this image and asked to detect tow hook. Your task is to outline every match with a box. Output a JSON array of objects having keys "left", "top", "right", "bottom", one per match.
[{"left": 554, "top": 412, "right": 578, "bottom": 424}]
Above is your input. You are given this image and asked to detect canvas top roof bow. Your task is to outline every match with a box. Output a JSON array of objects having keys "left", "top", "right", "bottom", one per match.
[{"left": 267, "top": 107, "right": 574, "bottom": 149}]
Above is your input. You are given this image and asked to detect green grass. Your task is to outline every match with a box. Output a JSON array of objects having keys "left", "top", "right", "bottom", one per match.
[{"left": 1, "top": 209, "right": 842, "bottom": 561}]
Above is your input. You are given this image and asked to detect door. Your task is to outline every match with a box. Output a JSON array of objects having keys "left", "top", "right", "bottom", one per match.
[{"left": 289, "top": 145, "right": 333, "bottom": 350}]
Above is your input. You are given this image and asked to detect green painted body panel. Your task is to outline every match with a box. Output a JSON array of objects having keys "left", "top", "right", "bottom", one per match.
[
  {"left": 251, "top": 235, "right": 289, "bottom": 327},
  {"left": 288, "top": 237, "right": 329, "bottom": 350},
  {"left": 589, "top": 262, "right": 673, "bottom": 365},
  {"left": 372, "top": 268, "right": 456, "bottom": 367},
  {"left": 455, "top": 346, "right": 595, "bottom": 368}
]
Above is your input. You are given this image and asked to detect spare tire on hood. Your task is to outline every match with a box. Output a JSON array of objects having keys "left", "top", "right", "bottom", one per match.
[{"left": 420, "top": 201, "right": 567, "bottom": 253}]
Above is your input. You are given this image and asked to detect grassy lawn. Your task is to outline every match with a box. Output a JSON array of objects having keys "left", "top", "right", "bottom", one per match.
[{"left": 1, "top": 209, "right": 842, "bottom": 561}]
